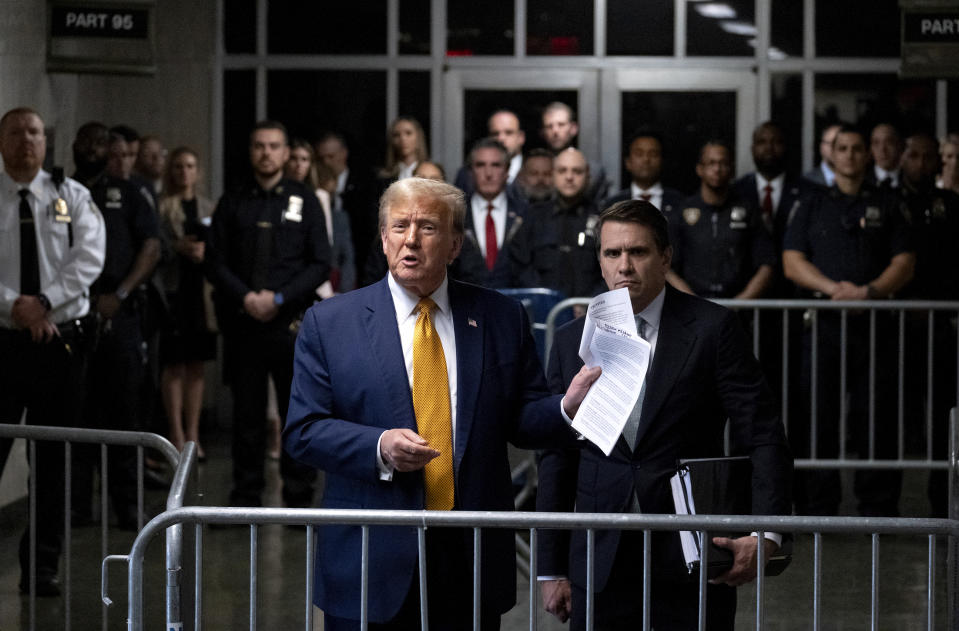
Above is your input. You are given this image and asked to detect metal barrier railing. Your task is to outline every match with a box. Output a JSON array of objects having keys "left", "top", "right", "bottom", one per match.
[
  {"left": 545, "top": 298, "right": 959, "bottom": 470},
  {"left": 0, "top": 424, "right": 195, "bottom": 631},
  {"left": 113, "top": 505, "right": 959, "bottom": 631}
]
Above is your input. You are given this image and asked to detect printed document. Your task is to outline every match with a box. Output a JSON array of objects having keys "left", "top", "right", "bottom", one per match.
[{"left": 572, "top": 288, "right": 651, "bottom": 455}]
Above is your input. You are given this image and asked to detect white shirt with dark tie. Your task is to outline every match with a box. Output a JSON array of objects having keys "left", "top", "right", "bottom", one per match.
[{"left": 630, "top": 182, "right": 665, "bottom": 211}]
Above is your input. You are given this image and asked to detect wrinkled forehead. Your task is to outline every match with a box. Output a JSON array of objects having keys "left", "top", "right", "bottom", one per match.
[{"left": 1, "top": 112, "right": 44, "bottom": 136}]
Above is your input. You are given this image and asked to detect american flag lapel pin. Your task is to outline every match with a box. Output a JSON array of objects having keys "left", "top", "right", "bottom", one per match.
[{"left": 468, "top": 317, "right": 478, "bottom": 328}]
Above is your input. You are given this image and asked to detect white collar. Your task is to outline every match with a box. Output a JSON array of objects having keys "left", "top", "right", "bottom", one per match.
[
  {"left": 630, "top": 181, "right": 664, "bottom": 198},
  {"left": 636, "top": 286, "right": 665, "bottom": 334},
  {"left": 387, "top": 272, "right": 451, "bottom": 321}
]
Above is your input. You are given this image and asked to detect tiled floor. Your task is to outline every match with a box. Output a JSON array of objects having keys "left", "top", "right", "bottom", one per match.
[{"left": 0, "top": 431, "right": 951, "bottom": 630}]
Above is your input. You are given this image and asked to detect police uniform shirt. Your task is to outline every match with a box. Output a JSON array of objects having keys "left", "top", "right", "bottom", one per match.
[
  {"left": 672, "top": 192, "right": 776, "bottom": 298},
  {"left": 510, "top": 198, "right": 605, "bottom": 299},
  {"left": 207, "top": 177, "right": 330, "bottom": 320},
  {"left": 0, "top": 170, "right": 106, "bottom": 328},
  {"left": 89, "top": 175, "right": 159, "bottom": 295},
  {"left": 899, "top": 184, "right": 959, "bottom": 299},
  {"left": 783, "top": 183, "right": 912, "bottom": 288}
]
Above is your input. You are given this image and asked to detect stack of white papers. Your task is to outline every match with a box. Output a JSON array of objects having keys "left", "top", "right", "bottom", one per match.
[
  {"left": 669, "top": 467, "right": 702, "bottom": 568},
  {"left": 572, "top": 288, "right": 651, "bottom": 455}
]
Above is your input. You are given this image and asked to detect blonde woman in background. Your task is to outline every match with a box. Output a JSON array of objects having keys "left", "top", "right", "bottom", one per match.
[
  {"left": 157, "top": 147, "right": 216, "bottom": 460},
  {"left": 938, "top": 133, "right": 959, "bottom": 194},
  {"left": 378, "top": 116, "right": 428, "bottom": 184}
]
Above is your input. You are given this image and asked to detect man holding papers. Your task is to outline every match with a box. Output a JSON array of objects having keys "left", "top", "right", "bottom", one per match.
[{"left": 536, "top": 200, "right": 792, "bottom": 630}]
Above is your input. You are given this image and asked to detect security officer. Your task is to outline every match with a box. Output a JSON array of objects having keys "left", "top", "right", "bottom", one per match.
[
  {"left": 0, "top": 107, "right": 106, "bottom": 596},
  {"left": 72, "top": 132, "right": 162, "bottom": 530},
  {"left": 207, "top": 120, "right": 330, "bottom": 508},
  {"left": 897, "top": 131, "right": 959, "bottom": 517},
  {"left": 783, "top": 123, "right": 915, "bottom": 517},
  {"left": 508, "top": 147, "right": 605, "bottom": 300},
  {"left": 670, "top": 140, "right": 776, "bottom": 299}
]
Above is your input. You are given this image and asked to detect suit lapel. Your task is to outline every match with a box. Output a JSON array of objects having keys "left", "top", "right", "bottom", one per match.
[
  {"left": 633, "top": 288, "right": 696, "bottom": 449},
  {"left": 449, "top": 281, "right": 482, "bottom": 471},
  {"left": 362, "top": 279, "right": 417, "bottom": 431}
]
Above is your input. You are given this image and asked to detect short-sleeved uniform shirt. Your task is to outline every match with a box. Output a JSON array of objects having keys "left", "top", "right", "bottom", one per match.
[
  {"left": 89, "top": 174, "right": 158, "bottom": 296},
  {"left": 783, "top": 183, "right": 912, "bottom": 289},
  {"left": 672, "top": 191, "right": 776, "bottom": 298}
]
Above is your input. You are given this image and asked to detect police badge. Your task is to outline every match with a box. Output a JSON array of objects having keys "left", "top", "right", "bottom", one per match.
[
  {"left": 53, "top": 198, "right": 71, "bottom": 223},
  {"left": 284, "top": 195, "right": 303, "bottom": 223},
  {"left": 933, "top": 197, "right": 946, "bottom": 219},
  {"left": 683, "top": 207, "right": 700, "bottom": 226}
]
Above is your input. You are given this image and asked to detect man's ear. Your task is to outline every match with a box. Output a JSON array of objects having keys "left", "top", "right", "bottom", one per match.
[{"left": 448, "top": 233, "right": 463, "bottom": 263}]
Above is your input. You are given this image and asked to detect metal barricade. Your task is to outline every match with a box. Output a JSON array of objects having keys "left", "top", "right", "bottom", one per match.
[
  {"left": 0, "top": 424, "right": 195, "bottom": 631},
  {"left": 113, "top": 505, "right": 959, "bottom": 631},
  {"left": 546, "top": 298, "right": 959, "bottom": 471}
]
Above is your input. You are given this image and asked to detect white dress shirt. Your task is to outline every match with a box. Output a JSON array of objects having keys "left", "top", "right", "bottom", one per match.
[
  {"left": 334, "top": 168, "right": 349, "bottom": 211},
  {"left": 873, "top": 165, "right": 900, "bottom": 188},
  {"left": 0, "top": 170, "right": 105, "bottom": 328},
  {"left": 470, "top": 191, "right": 508, "bottom": 258},
  {"left": 754, "top": 172, "right": 785, "bottom": 215},
  {"left": 507, "top": 154, "right": 522, "bottom": 184},
  {"left": 397, "top": 161, "right": 418, "bottom": 180},
  {"left": 376, "top": 272, "right": 458, "bottom": 479},
  {"left": 630, "top": 182, "right": 665, "bottom": 212}
]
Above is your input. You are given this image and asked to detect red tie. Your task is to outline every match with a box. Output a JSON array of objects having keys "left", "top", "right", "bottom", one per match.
[
  {"left": 485, "top": 202, "right": 498, "bottom": 271},
  {"left": 761, "top": 184, "right": 773, "bottom": 217},
  {"left": 640, "top": 193, "right": 652, "bottom": 202}
]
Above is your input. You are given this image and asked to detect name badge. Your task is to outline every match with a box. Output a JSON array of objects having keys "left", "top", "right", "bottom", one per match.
[
  {"left": 52, "top": 198, "right": 71, "bottom": 223},
  {"left": 729, "top": 221, "right": 747, "bottom": 229},
  {"left": 284, "top": 195, "right": 303, "bottom": 223},
  {"left": 862, "top": 205, "right": 883, "bottom": 228}
]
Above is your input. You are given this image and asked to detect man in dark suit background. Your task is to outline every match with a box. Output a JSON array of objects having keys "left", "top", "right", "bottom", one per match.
[
  {"left": 602, "top": 128, "right": 684, "bottom": 225},
  {"left": 536, "top": 200, "right": 792, "bottom": 630},
  {"left": 456, "top": 138, "right": 527, "bottom": 288},
  {"left": 284, "top": 177, "right": 599, "bottom": 630}
]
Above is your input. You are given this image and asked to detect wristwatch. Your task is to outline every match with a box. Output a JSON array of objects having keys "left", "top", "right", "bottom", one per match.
[
  {"left": 115, "top": 287, "right": 130, "bottom": 302},
  {"left": 37, "top": 293, "right": 52, "bottom": 311}
]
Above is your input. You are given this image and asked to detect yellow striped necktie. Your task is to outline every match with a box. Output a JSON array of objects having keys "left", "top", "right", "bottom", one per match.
[{"left": 412, "top": 297, "right": 455, "bottom": 510}]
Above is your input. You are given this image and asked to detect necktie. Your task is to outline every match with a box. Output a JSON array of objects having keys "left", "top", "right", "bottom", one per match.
[
  {"left": 639, "top": 193, "right": 652, "bottom": 202},
  {"left": 621, "top": 317, "right": 649, "bottom": 451},
  {"left": 412, "top": 298, "right": 455, "bottom": 510},
  {"left": 761, "top": 184, "right": 773, "bottom": 218},
  {"left": 485, "top": 202, "right": 497, "bottom": 271},
  {"left": 19, "top": 189, "right": 40, "bottom": 296}
]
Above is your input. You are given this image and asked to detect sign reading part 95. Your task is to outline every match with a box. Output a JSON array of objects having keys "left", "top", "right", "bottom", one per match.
[{"left": 51, "top": 5, "right": 149, "bottom": 38}]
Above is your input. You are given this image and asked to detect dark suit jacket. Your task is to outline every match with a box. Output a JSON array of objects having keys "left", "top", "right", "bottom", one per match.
[
  {"left": 536, "top": 285, "right": 792, "bottom": 590},
  {"left": 339, "top": 167, "right": 379, "bottom": 282},
  {"left": 285, "top": 276, "right": 576, "bottom": 622},
  {"left": 457, "top": 195, "right": 528, "bottom": 288}
]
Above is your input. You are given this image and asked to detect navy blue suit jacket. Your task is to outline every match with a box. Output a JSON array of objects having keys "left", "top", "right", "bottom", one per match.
[
  {"left": 536, "top": 286, "right": 792, "bottom": 589},
  {"left": 285, "top": 276, "right": 576, "bottom": 622}
]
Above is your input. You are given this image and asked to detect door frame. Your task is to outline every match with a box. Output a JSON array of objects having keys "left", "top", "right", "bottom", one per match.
[
  {"left": 441, "top": 68, "right": 600, "bottom": 175},
  {"left": 600, "top": 68, "right": 758, "bottom": 190}
]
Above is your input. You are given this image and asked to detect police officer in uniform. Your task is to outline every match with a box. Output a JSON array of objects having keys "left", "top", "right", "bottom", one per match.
[
  {"left": 669, "top": 140, "right": 776, "bottom": 299},
  {"left": 509, "top": 147, "right": 605, "bottom": 300},
  {"left": 783, "top": 124, "right": 915, "bottom": 516},
  {"left": 73, "top": 132, "right": 162, "bottom": 530},
  {"left": 0, "top": 107, "right": 106, "bottom": 595},
  {"left": 207, "top": 120, "right": 330, "bottom": 508},
  {"left": 897, "top": 131, "right": 959, "bottom": 516}
]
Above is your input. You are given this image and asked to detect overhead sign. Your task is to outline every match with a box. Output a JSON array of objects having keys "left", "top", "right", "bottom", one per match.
[
  {"left": 900, "top": 2, "right": 959, "bottom": 77},
  {"left": 50, "top": 6, "right": 149, "bottom": 38},
  {"left": 47, "top": 1, "right": 156, "bottom": 75}
]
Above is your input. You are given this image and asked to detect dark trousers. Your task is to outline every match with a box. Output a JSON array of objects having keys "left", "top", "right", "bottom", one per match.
[
  {"left": 570, "top": 530, "right": 736, "bottom": 631},
  {"left": 73, "top": 312, "right": 144, "bottom": 518},
  {"left": 0, "top": 327, "right": 87, "bottom": 580},
  {"left": 791, "top": 311, "right": 901, "bottom": 516},
  {"left": 324, "top": 528, "right": 502, "bottom": 631},
  {"left": 223, "top": 321, "right": 316, "bottom": 507}
]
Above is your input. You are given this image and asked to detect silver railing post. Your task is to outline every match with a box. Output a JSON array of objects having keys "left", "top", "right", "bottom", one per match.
[{"left": 949, "top": 409, "right": 959, "bottom": 629}]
